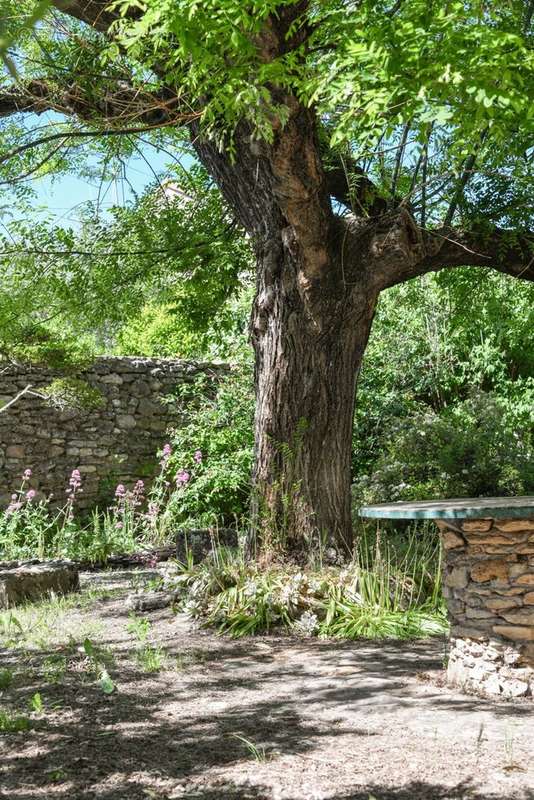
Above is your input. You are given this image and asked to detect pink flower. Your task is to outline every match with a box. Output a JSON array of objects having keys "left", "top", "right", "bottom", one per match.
[
  {"left": 116, "top": 521, "right": 124, "bottom": 530},
  {"left": 115, "top": 484, "right": 126, "bottom": 498},
  {"left": 175, "top": 469, "right": 190, "bottom": 486},
  {"left": 26, "top": 489, "right": 36, "bottom": 501},
  {"left": 66, "top": 469, "right": 82, "bottom": 505},
  {"left": 7, "top": 495, "right": 22, "bottom": 514},
  {"left": 69, "top": 469, "right": 82, "bottom": 489},
  {"left": 163, "top": 444, "right": 172, "bottom": 457},
  {"left": 194, "top": 450, "right": 203, "bottom": 463},
  {"left": 23, "top": 468, "right": 32, "bottom": 480}
]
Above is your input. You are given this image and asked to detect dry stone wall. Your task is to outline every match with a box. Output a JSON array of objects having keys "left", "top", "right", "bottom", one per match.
[
  {"left": 0, "top": 357, "right": 224, "bottom": 509},
  {"left": 440, "top": 517, "right": 534, "bottom": 698}
]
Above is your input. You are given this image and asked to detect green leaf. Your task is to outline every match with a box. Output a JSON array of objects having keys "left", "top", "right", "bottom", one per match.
[{"left": 99, "top": 669, "right": 116, "bottom": 694}]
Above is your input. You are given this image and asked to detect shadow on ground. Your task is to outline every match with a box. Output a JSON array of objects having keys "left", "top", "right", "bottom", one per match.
[{"left": 1, "top": 581, "right": 532, "bottom": 800}]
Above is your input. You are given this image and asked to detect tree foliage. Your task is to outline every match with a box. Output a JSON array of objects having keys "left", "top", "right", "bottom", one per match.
[{"left": 0, "top": 167, "right": 252, "bottom": 364}]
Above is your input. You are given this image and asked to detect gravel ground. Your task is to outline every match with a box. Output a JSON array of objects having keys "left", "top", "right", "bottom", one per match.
[{"left": 0, "top": 569, "right": 532, "bottom": 800}]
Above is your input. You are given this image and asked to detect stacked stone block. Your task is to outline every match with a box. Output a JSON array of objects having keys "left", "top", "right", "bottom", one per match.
[
  {"left": 439, "top": 517, "right": 534, "bottom": 698},
  {"left": 0, "top": 357, "right": 225, "bottom": 509},
  {"left": 0, "top": 561, "right": 79, "bottom": 608}
]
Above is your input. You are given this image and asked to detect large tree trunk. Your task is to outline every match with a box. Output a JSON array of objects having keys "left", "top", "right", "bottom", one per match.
[
  {"left": 191, "top": 121, "right": 379, "bottom": 562},
  {"left": 250, "top": 230, "right": 377, "bottom": 561}
]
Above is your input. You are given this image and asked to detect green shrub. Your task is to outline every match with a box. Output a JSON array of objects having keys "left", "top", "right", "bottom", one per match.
[
  {"left": 353, "top": 268, "right": 534, "bottom": 481},
  {"left": 162, "top": 355, "right": 254, "bottom": 527},
  {"left": 355, "top": 393, "right": 534, "bottom": 504}
]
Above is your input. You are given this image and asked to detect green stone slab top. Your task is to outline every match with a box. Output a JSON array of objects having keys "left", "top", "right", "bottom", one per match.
[{"left": 358, "top": 496, "right": 534, "bottom": 520}]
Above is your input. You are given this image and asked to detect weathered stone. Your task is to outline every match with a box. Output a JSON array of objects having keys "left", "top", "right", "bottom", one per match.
[
  {"left": 500, "top": 678, "right": 530, "bottom": 698},
  {"left": 126, "top": 591, "right": 177, "bottom": 611},
  {"left": 445, "top": 566, "right": 469, "bottom": 589},
  {"left": 130, "top": 380, "right": 151, "bottom": 398},
  {"left": 451, "top": 625, "right": 488, "bottom": 639},
  {"left": 442, "top": 530, "right": 465, "bottom": 549},
  {"left": 509, "top": 563, "right": 530, "bottom": 579},
  {"left": 493, "top": 625, "right": 534, "bottom": 641},
  {"left": 0, "top": 561, "right": 79, "bottom": 608},
  {"left": 524, "top": 592, "right": 534, "bottom": 604},
  {"left": 6, "top": 444, "right": 25, "bottom": 458},
  {"left": 100, "top": 374, "right": 123, "bottom": 385},
  {"left": 502, "top": 651, "right": 524, "bottom": 667},
  {"left": 484, "top": 674, "right": 502, "bottom": 695},
  {"left": 495, "top": 519, "right": 534, "bottom": 533},
  {"left": 484, "top": 596, "right": 522, "bottom": 611},
  {"left": 470, "top": 560, "right": 508, "bottom": 583},
  {"left": 516, "top": 573, "right": 534, "bottom": 585},
  {"left": 461, "top": 519, "right": 493, "bottom": 532},
  {"left": 501, "top": 608, "right": 534, "bottom": 626},
  {"left": 117, "top": 414, "right": 136, "bottom": 430},
  {"left": 465, "top": 606, "right": 497, "bottom": 620},
  {"left": 467, "top": 534, "right": 527, "bottom": 545},
  {"left": 137, "top": 398, "right": 164, "bottom": 417}
]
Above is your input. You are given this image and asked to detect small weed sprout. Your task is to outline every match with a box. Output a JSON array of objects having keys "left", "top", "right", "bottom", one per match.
[
  {"left": 230, "top": 733, "right": 270, "bottom": 762},
  {"left": 0, "top": 668, "right": 13, "bottom": 689},
  {"left": 127, "top": 614, "right": 166, "bottom": 673},
  {"left": 82, "top": 638, "right": 116, "bottom": 694},
  {"left": 0, "top": 708, "right": 31, "bottom": 733},
  {"left": 29, "top": 692, "right": 44, "bottom": 714},
  {"left": 136, "top": 645, "right": 166, "bottom": 673}
]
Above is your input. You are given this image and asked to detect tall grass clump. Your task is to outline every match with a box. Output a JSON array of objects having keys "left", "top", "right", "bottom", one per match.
[{"left": 160, "top": 521, "right": 447, "bottom": 641}]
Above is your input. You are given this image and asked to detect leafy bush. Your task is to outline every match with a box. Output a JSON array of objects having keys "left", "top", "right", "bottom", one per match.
[
  {"left": 161, "top": 355, "right": 254, "bottom": 527},
  {"left": 353, "top": 268, "right": 534, "bottom": 481},
  {"left": 355, "top": 393, "right": 534, "bottom": 504}
]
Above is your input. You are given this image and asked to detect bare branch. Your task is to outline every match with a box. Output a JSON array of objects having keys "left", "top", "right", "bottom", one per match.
[
  {"left": 0, "top": 116, "right": 198, "bottom": 168},
  {"left": 390, "top": 121, "right": 410, "bottom": 199},
  {"left": 0, "top": 384, "right": 47, "bottom": 413},
  {"left": 377, "top": 224, "right": 534, "bottom": 290}
]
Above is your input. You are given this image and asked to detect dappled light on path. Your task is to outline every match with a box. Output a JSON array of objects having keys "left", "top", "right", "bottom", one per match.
[{"left": 0, "top": 571, "right": 532, "bottom": 799}]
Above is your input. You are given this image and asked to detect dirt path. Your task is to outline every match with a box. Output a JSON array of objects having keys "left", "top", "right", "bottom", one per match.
[{"left": 1, "top": 569, "right": 532, "bottom": 800}]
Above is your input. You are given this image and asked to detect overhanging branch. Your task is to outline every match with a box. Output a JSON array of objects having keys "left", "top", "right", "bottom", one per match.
[
  {"left": 377, "top": 225, "right": 534, "bottom": 290},
  {"left": 51, "top": 0, "right": 128, "bottom": 32},
  {"left": 0, "top": 79, "right": 192, "bottom": 125}
]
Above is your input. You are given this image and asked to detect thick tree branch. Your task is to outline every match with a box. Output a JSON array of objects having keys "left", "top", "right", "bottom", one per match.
[
  {"left": 324, "top": 158, "right": 388, "bottom": 216},
  {"left": 377, "top": 225, "right": 534, "bottom": 290},
  {"left": 0, "top": 79, "right": 189, "bottom": 126},
  {"left": 51, "top": 0, "right": 125, "bottom": 32}
]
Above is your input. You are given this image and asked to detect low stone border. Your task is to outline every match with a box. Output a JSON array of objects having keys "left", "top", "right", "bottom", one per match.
[{"left": 0, "top": 560, "right": 79, "bottom": 609}]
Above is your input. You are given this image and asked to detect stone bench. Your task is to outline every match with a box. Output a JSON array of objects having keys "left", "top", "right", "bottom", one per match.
[
  {"left": 0, "top": 561, "right": 79, "bottom": 609},
  {"left": 359, "top": 497, "right": 534, "bottom": 699}
]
